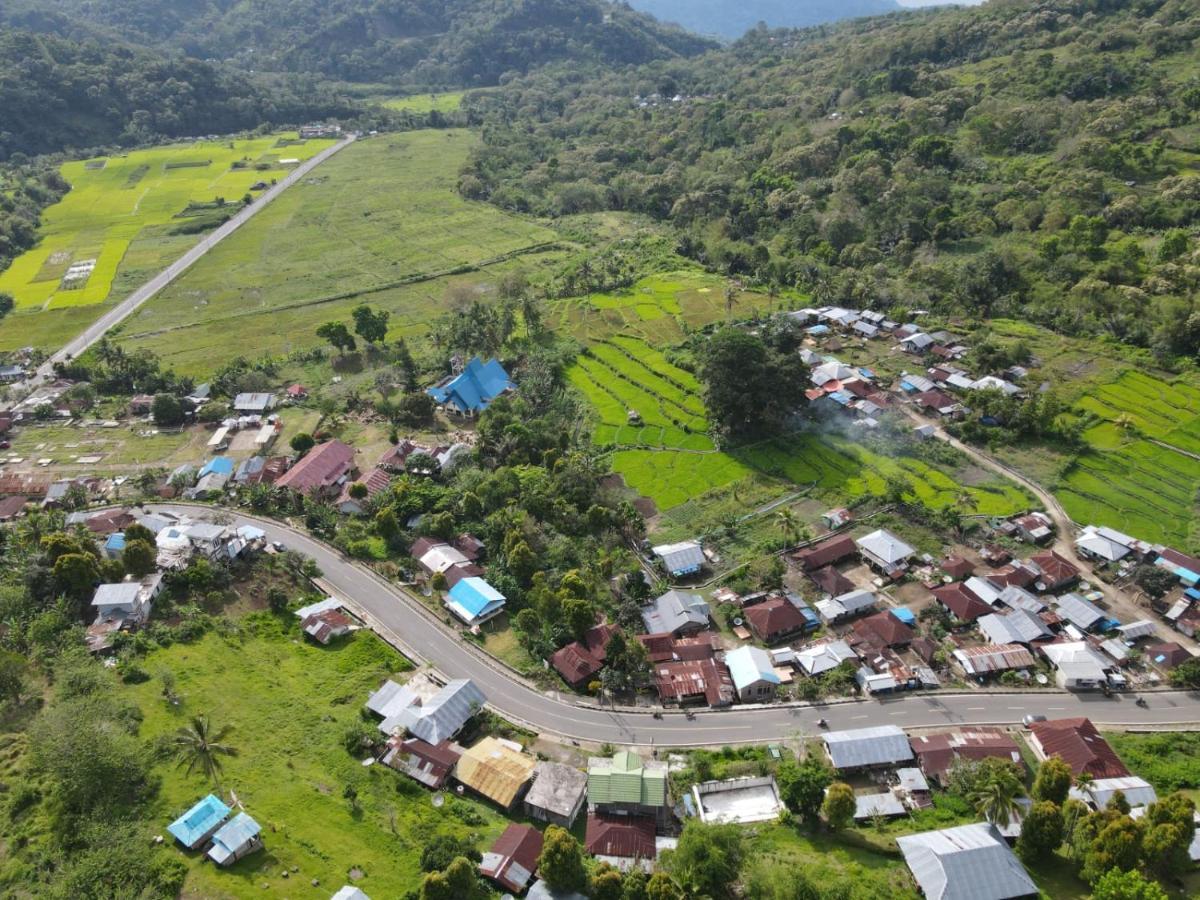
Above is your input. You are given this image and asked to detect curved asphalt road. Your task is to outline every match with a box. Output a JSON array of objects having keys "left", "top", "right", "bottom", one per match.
[
  {"left": 150, "top": 505, "right": 1200, "bottom": 747},
  {"left": 19, "top": 135, "right": 356, "bottom": 393}
]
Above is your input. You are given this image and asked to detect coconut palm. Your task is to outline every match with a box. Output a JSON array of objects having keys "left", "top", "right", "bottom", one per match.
[
  {"left": 971, "top": 779, "right": 1021, "bottom": 828},
  {"left": 173, "top": 715, "right": 238, "bottom": 788},
  {"left": 776, "top": 508, "right": 802, "bottom": 547}
]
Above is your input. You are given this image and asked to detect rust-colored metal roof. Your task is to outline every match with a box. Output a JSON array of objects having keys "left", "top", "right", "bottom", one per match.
[
  {"left": 852, "top": 611, "right": 914, "bottom": 647},
  {"left": 745, "top": 597, "right": 806, "bottom": 642},
  {"left": 585, "top": 813, "right": 656, "bottom": 859},
  {"left": 794, "top": 535, "right": 857, "bottom": 571},
  {"left": 932, "top": 583, "right": 992, "bottom": 622},
  {"left": 455, "top": 737, "right": 536, "bottom": 808},
  {"left": 1029, "top": 718, "right": 1129, "bottom": 779}
]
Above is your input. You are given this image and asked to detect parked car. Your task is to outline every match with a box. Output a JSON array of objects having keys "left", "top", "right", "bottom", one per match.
[{"left": 1022, "top": 714, "right": 1047, "bottom": 727}]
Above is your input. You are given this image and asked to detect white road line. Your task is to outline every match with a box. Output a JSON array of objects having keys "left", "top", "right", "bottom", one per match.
[
  {"left": 967, "top": 707, "right": 985, "bottom": 711},
  {"left": 852, "top": 715, "right": 868, "bottom": 720}
]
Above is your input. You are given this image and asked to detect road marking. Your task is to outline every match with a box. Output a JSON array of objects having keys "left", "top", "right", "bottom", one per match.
[
  {"left": 1048, "top": 707, "right": 1065, "bottom": 711},
  {"left": 852, "top": 715, "right": 868, "bottom": 720},
  {"left": 967, "top": 707, "right": 985, "bottom": 711},
  {"left": 1008, "top": 706, "right": 1024, "bottom": 710},
  {"left": 890, "top": 711, "right": 907, "bottom": 716}
]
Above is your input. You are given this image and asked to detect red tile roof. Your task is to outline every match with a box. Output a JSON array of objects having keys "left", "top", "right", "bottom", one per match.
[
  {"left": 914, "top": 389, "right": 955, "bottom": 411},
  {"left": 275, "top": 440, "right": 355, "bottom": 494},
  {"left": 744, "top": 597, "right": 807, "bottom": 643},
  {"left": 987, "top": 563, "right": 1038, "bottom": 589},
  {"left": 482, "top": 823, "right": 543, "bottom": 893},
  {"left": 1029, "top": 550, "right": 1080, "bottom": 589},
  {"left": 336, "top": 466, "right": 391, "bottom": 505},
  {"left": 1029, "top": 718, "right": 1129, "bottom": 779},
  {"left": 852, "top": 611, "right": 914, "bottom": 647},
  {"left": 942, "top": 556, "right": 974, "bottom": 580},
  {"left": 652, "top": 658, "right": 734, "bottom": 706},
  {"left": 794, "top": 535, "right": 857, "bottom": 571},
  {"left": 84, "top": 509, "right": 135, "bottom": 535},
  {"left": 810, "top": 565, "right": 855, "bottom": 596},
  {"left": 932, "top": 583, "right": 992, "bottom": 622},
  {"left": 442, "top": 563, "right": 485, "bottom": 588},
  {"left": 409, "top": 536, "right": 443, "bottom": 559},
  {"left": 585, "top": 813, "right": 656, "bottom": 859}
]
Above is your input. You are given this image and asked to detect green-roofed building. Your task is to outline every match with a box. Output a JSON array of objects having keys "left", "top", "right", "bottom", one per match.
[{"left": 587, "top": 750, "right": 670, "bottom": 827}]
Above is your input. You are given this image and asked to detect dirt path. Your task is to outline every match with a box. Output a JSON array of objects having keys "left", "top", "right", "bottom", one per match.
[{"left": 901, "top": 407, "right": 1175, "bottom": 635}]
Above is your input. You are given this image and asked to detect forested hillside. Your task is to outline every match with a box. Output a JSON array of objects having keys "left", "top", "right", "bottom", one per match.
[
  {"left": 628, "top": 0, "right": 899, "bottom": 38},
  {"left": 0, "top": 28, "right": 355, "bottom": 159},
  {"left": 3, "top": 0, "right": 716, "bottom": 86},
  {"left": 465, "top": 0, "right": 1200, "bottom": 363}
]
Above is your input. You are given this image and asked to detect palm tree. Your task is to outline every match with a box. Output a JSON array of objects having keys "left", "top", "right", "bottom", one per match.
[
  {"left": 971, "top": 779, "right": 1020, "bottom": 828},
  {"left": 776, "top": 508, "right": 802, "bottom": 547},
  {"left": 173, "top": 715, "right": 237, "bottom": 788}
]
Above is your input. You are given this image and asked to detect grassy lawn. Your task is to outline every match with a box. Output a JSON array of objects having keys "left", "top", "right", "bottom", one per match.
[
  {"left": 116, "top": 130, "right": 562, "bottom": 376},
  {"left": 121, "top": 616, "right": 513, "bottom": 899},
  {"left": 0, "top": 134, "right": 334, "bottom": 353}
]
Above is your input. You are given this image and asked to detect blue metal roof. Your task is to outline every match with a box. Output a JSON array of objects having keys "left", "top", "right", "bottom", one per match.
[
  {"left": 806, "top": 324, "right": 830, "bottom": 335},
  {"left": 726, "top": 646, "right": 780, "bottom": 691},
  {"left": 199, "top": 456, "right": 234, "bottom": 478},
  {"left": 105, "top": 532, "right": 126, "bottom": 552},
  {"left": 427, "top": 357, "right": 512, "bottom": 413},
  {"left": 1185, "top": 587, "right": 1200, "bottom": 602},
  {"left": 168, "top": 794, "right": 231, "bottom": 848},
  {"left": 448, "top": 577, "right": 506, "bottom": 617}
]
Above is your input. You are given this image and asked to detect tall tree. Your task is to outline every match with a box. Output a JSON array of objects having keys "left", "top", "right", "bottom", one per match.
[
  {"left": 1090, "top": 868, "right": 1168, "bottom": 900},
  {"left": 821, "top": 782, "right": 856, "bottom": 831},
  {"left": 971, "top": 778, "right": 1021, "bottom": 827},
  {"left": 316, "top": 321, "right": 356, "bottom": 356},
  {"left": 121, "top": 539, "right": 157, "bottom": 577},
  {"left": 1031, "top": 756, "right": 1073, "bottom": 805},
  {"left": 538, "top": 825, "right": 587, "bottom": 892},
  {"left": 777, "top": 757, "right": 832, "bottom": 823},
  {"left": 699, "top": 327, "right": 804, "bottom": 440},
  {"left": 1016, "top": 800, "right": 1064, "bottom": 862},
  {"left": 352, "top": 304, "right": 390, "bottom": 345},
  {"left": 661, "top": 821, "right": 743, "bottom": 900},
  {"left": 172, "top": 715, "right": 237, "bottom": 788}
]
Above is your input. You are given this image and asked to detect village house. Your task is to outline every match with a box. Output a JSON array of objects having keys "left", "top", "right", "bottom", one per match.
[
  {"left": 480, "top": 823, "right": 543, "bottom": 894},
  {"left": 1010, "top": 512, "right": 1054, "bottom": 544},
  {"left": 1027, "top": 718, "right": 1130, "bottom": 779},
  {"left": 524, "top": 761, "right": 588, "bottom": 828},
  {"left": 207, "top": 812, "right": 264, "bottom": 866},
  {"left": 366, "top": 676, "right": 485, "bottom": 743},
  {"left": 167, "top": 794, "right": 232, "bottom": 850},
  {"left": 856, "top": 529, "right": 916, "bottom": 578},
  {"left": 952, "top": 644, "right": 1036, "bottom": 679},
  {"left": 851, "top": 610, "right": 915, "bottom": 649},
  {"left": 794, "top": 639, "right": 859, "bottom": 676},
  {"left": 1076, "top": 776, "right": 1158, "bottom": 812},
  {"left": 810, "top": 564, "right": 855, "bottom": 597},
  {"left": 724, "top": 646, "right": 780, "bottom": 702},
  {"left": 87, "top": 573, "right": 163, "bottom": 651},
  {"left": 1041, "top": 640, "right": 1121, "bottom": 690},
  {"left": 793, "top": 534, "right": 858, "bottom": 571},
  {"left": 455, "top": 737, "right": 537, "bottom": 810},
  {"left": 445, "top": 576, "right": 507, "bottom": 625},
  {"left": 910, "top": 729, "right": 1024, "bottom": 784},
  {"left": 1146, "top": 641, "right": 1192, "bottom": 670},
  {"left": 0, "top": 495, "right": 28, "bottom": 523},
  {"left": 550, "top": 622, "right": 618, "bottom": 689},
  {"left": 301, "top": 608, "right": 353, "bottom": 644},
  {"left": 641, "top": 589, "right": 711, "bottom": 636},
  {"left": 931, "top": 583, "right": 992, "bottom": 624},
  {"left": 1054, "top": 592, "right": 1109, "bottom": 633},
  {"left": 823, "top": 726, "right": 914, "bottom": 771},
  {"left": 652, "top": 657, "right": 734, "bottom": 707},
  {"left": 978, "top": 609, "right": 1054, "bottom": 646},
  {"left": 381, "top": 736, "right": 461, "bottom": 789},
  {"left": 335, "top": 467, "right": 392, "bottom": 515},
  {"left": 427, "top": 356, "right": 513, "bottom": 416},
  {"left": 637, "top": 631, "right": 717, "bottom": 664},
  {"left": 587, "top": 750, "right": 669, "bottom": 827},
  {"left": 815, "top": 588, "right": 877, "bottom": 624},
  {"left": 650, "top": 540, "right": 705, "bottom": 578},
  {"left": 1028, "top": 550, "right": 1080, "bottom": 592},
  {"left": 744, "top": 595, "right": 814, "bottom": 644},
  {"left": 941, "top": 555, "right": 974, "bottom": 580},
  {"left": 410, "top": 536, "right": 483, "bottom": 587},
  {"left": 232, "top": 392, "right": 275, "bottom": 415},
  {"left": 897, "top": 823, "right": 1038, "bottom": 900},
  {"left": 274, "top": 439, "right": 356, "bottom": 498},
  {"left": 585, "top": 813, "right": 658, "bottom": 869}
]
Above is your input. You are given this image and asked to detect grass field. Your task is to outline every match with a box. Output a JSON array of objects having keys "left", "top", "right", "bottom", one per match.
[
  {"left": 1057, "top": 369, "right": 1200, "bottom": 546},
  {"left": 382, "top": 91, "right": 467, "bottom": 114},
  {"left": 548, "top": 271, "right": 789, "bottom": 346},
  {"left": 117, "top": 131, "right": 563, "bottom": 375},
  {"left": 570, "top": 335, "right": 1030, "bottom": 518},
  {"left": 0, "top": 135, "right": 334, "bottom": 352},
  {"left": 121, "top": 617, "right": 512, "bottom": 899}
]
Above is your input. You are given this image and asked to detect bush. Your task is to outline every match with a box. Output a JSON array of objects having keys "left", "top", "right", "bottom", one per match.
[{"left": 342, "top": 720, "right": 378, "bottom": 757}]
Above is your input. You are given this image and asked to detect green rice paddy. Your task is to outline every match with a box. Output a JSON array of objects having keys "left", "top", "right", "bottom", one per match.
[
  {"left": 0, "top": 134, "right": 333, "bottom": 351},
  {"left": 1058, "top": 369, "right": 1200, "bottom": 546},
  {"left": 570, "top": 335, "right": 1030, "bottom": 516},
  {"left": 117, "top": 130, "right": 562, "bottom": 375}
]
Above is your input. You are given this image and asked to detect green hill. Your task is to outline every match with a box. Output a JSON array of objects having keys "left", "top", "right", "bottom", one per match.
[
  {"left": 3, "top": 0, "right": 716, "bottom": 85},
  {"left": 465, "top": 0, "right": 1200, "bottom": 362}
]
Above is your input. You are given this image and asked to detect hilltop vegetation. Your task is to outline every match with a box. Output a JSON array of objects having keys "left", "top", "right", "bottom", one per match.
[
  {"left": 4, "top": 0, "right": 715, "bottom": 87},
  {"left": 465, "top": 0, "right": 1200, "bottom": 364},
  {"left": 0, "top": 27, "right": 355, "bottom": 159}
]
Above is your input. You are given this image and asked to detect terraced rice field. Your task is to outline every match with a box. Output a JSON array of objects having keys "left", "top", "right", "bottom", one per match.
[
  {"left": 0, "top": 134, "right": 334, "bottom": 351},
  {"left": 549, "top": 271, "right": 786, "bottom": 345},
  {"left": 1058, "top": 369, "right": 1200, "bottom": 546},
  {"left": 570, "top": 336, "right": 1030, "bottom": 516}
]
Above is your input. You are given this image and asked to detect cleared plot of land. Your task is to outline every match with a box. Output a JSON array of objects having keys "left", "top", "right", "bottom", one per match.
[
  {"left": 4, "top": 421, "right": 206, "bottom": 473},
  {"left": 1059, "top": 369, "right": 1200, "bottom": 546},
  {"left": 548, "top": 271, "right": 787, "bottom": 345},
  {"left": 0, "top": 135, "right": 333, "bottom": 352},
  {"left": 382, "top": 90, "right": 467, "bottom": 113},
  {"left": 117, "top": 131, "right": 561, "bottom": 375},
  {"left": 570, "top": 336, "right": 1030, "bottom": 517},
  {"left": 122, "top": 619, "right": 511, "bottom": 899}
]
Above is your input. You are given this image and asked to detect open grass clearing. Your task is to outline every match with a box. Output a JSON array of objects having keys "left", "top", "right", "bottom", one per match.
[
  {"left": 0, "top": 134, "right": 334, "bottom": 353},
  {"left": 381, "top": 91, "right": 468, "bottom": 114},
  {"left": 120, "top": 616, "right": 513, "bottom": 899},
  {"left": 116, "top": 131, "right": 562, "bottom": 376},
  {"left": 3, "top": 421, "right": 210, "bottom": 474}
]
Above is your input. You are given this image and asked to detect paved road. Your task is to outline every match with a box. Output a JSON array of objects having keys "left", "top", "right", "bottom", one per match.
[
  {"left": 17, "top": 135, "right": 356, "bottom": 393},
  {"left": 150, "top": 505, "right": 1200, "bottom": 746}
]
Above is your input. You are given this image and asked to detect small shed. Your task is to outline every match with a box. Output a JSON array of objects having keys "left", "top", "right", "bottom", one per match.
[{"left": 207, "top": 812, "right": 263, "bottom": 866}]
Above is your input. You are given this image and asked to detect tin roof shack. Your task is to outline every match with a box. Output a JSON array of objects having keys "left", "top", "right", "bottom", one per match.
[
  {"left": 366, "top": 677, "right": 485, "bottom": 743},
  {"left": 815, "top": 589, "right": 877, "bottom": 624},
  {"left": 587, "top": 750, "right": 669, "bottom": 828},
  {"left": 1011, "top": 512, "right": 1054, "bottom": 544},
  {"left": 652, "top": 657, "right": 734, "bottom": 707},
  {"left": 381, "top": 737, "right": 461, "bottom": 789},
  {"left": 1076, "top": 776, "right": 1158, "bottom": 812},
  {"left": 952, "top": 644, "right": 1036, "bottom": 679},
  {"left": 692, "top": 776, "right": 784, "bottom": 825},
  {"left": 524, "top": 761, "right": 588, "bottom": 828},
  {"left": 455, "top": 737, "right": 537, "bottom": 810},
  {"left": 1028, "top": 550, "right": 1080, "bottom": 593},
  {"left": 896, "top": 823, "right": 1038, "bottom": 900},
  {"left": 1027, "top": 718, "right": 1130, "bottom": 780},
  {"left": 481, "top": 823, "right": 543, "bottom": 894},
  {"left": 232, "top": 392, "right": 275, "bottom": 414},
  {"left": 853, "top": 791, "right": 907, "bottom": 821},
  {"left": 795, "top": 639, "right": 859, "bottom": 676},
  {"left": 207, "top": 812, "right": 263, "bottom": 866},
  {"left": 300, "top": 608, "right": 354, "bottom": 644},
  {"left": 823, "top": 725, "right": 914, "bottom": 771},
  {"left": 167, "top": 794, "right": 231, "bottom": 850},
  {"left": 1040, "top": 641, "right": 1118, "bottom": 691},
  {"left": 651, "top": 540, "right": 705, "bottom": 578}
]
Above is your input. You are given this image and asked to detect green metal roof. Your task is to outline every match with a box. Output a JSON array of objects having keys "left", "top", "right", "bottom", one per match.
[{"left": 587, "top": 751, "right": 667, "bottom": 807}]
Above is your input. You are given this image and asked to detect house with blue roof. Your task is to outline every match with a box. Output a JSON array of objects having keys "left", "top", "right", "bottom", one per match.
[
  {"left": 207, "top": 812, "right": 263, "bottom": 866},
  {"left": 104, "top": 532, "right": 126, "bottom": 559},
  {"left": 446, "top": 576, "right": 507, "bottom": 625},
  {"left": 427, "top": 357, "right": 513, "bottom": 416},
  {"left": 168, "top": 794, "right": 231, "bottom": 849},
  {"left": 198, "top": 456, "right": 235, "bottom": 479},
  {"left": 725, "top": 646, "right": 780, "bottom": 703}
]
